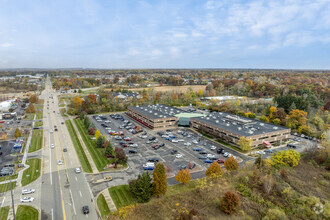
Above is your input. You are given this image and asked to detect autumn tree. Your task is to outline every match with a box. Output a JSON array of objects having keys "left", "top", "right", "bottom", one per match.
[
  {"left": 153, "top": 163, "right": 167, "bottom": 197},
  {"left": 73, "top": 97, "right": 83, "bottom": 110},
  {"left": 176, "top": 168, "right": 191, "bottom": 184},
  {"left": 29, "top": 94, "right": 38, "bottom": 104},
  {"left": 197, "top": 90, "right": 203, "bottom": 97},
  {"left": 14, "top": 128, "right": 22, "bottom": 138},
  {"left": 287, "top": 109, "right": 307, "bottom": 130},
  {"left": 271, "top": 149, "right": 300, "bottom": 168},
  {"left": 95, "top": 130, "right": 101, "bottom": 139},
  {"left": 220, "top": 190, "right": 241, "bottom": 214},
  {"left": 114, "top": 147, "right": 127, "bottom": 166},
  {"left": 205, "top": 161, "right": 223, "bottom": 178},
  {"left": 269, "top": 106, "right": 277, "bottom": 121},
  {"left": 26, "top": 104, "right": 36, "bottom": 113},
  {"left": 224, "top": 156, "right": 239, "bottom": 171},
  {"left": 238, "top": 136, "right": 252, "bottom": 152}
]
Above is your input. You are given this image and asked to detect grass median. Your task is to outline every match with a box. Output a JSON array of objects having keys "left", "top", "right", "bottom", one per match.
[
  {"left": 34, "top": 121, "right": 43, "bottom": 127},
  {"left": 74, "top": 119, "right": 110, "bottom": 171},
  {"left": 0, "top": 206, "right": 9, "bottom": 220},
  {"left": 65, "top": 120, "right": 92, "bottom": 173},
  {"left": 24, "top": 113, "right": 35, "bottom": 120},
  {"left": 97, "top": 193, "right": 111, "bottom": 218},
  {"left": 0, "top": 181, "right": 16, "bottom": 193},
  {"left": 16, "top": 205, "right": 38, "bottom": 220},
  {"left": 0, "top": 174, "right": 18, "bottom": 183},
  {"left": 108, "top": 185, "right": 136, "bottom": 209},
  {"left": 21, "top": 158, "right": 41, "bottom": 186},
  {"left": 36, "top": 110, "right": 43, "bottom": 120},
  {"left": 28, "top": 129, "right": 43, "bottom": 153}
]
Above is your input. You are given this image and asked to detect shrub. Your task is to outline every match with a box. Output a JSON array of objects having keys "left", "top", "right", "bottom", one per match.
[
  {"left": 224, "top": 156, "right": 239, "bottom": 171},
  {"left": 220, "top": 190, "right": 240, "bottom": 214},
  {"left": 262, "top": 208, "right": 288, "bottom": 220},
  {"left": 176, "top": 168, "right": 191, "bottom": 184},
  {"left": 205, "top": 161, "right": 223, "bottom": 178},
  {"left": 318, "top": 180, "right": 330, "bottom": 187},
  {"left": 236, "top": 184, "right": 251, "bottom": 197},
  {"left": 271, "top": 149, "right": 300, "bottom": 168}
]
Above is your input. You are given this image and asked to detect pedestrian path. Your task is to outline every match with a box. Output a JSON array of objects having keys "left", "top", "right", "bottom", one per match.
[
  {"left": 70, "top": 119, "right": 98, "bottom": 173},
  {"left": 101, "top": 188, "right": 117, "bottom": 212}
]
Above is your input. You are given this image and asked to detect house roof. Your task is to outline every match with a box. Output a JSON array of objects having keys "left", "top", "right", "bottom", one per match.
[{"left": 128, "top": 104, "right": 186, "bottom": 120}]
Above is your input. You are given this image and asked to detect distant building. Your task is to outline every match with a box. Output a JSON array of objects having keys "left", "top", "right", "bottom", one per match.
[
  {"left": 0, "top": 100, "right": 14, "bottom": 112},
  {"left": 191, "top": 112, "right": 290, "bottom": 148},
  {"left": 113, "top": 92, "right": 140, "bottom": 100},
  {"left": 200, "top": 96, "right": 243, "bottom": 103}
]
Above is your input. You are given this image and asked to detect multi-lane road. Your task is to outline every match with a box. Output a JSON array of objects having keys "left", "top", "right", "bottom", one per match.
[{"left": 40, "top": 77, "right": 98, "bottom": 220}]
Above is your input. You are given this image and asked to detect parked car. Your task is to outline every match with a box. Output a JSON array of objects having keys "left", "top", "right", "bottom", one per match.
[
  {"left": 210, "top": 145, "right": 216, "bottom": 150},
  {"left": 154, "top": 145, "right": 161, "bottom": 150},
  {"left": 20, "top": 197, "right": 34, "bottom": 203},
  {"left": 217, "top": 148, "right": 224, "bottom": 154},
  {"left": 176, "top": 154, "right": 183, "bottom": 159},
  {"left": 171, "top": 139, "right": 179, "bottom": 143},
  {"left": 180, "top": 165, "right": 187, "bottom": 170},
  {"left": 264, "top": 149, "right": 275, "bottom": 153},
  {"left": 192, "top": 140, "right": 198, "bottom": 144},
  {"left": 152, "top": 145, "right": 159, "bottom": 148},
  {"left": 159, "top": 143, "right": 165, "bottom": 147},
  {"left": 170, "top": 150, "right": 178, "bottom": 155},
  {"left": 128, "top": 149, "right": 138, "bottom": 154},
  {"left": 204, "top": 159, "right": 213, "bottom": 163},
  {"left": 193, "top": 148, "right": 202, "bottom": 151},
  {"left": 82, "top": 206, "right": 89, "bottom": 214},
  {"left": 198, "top": 155, "right": 207, "bottom": 160},
  {"left": 75, "top": 168, "right": 81, "bottom": 173},
  {"left": 207, "top": 154, "right": 216, "bottom": 159},
  {"left": 199, "top": 151, "right": 207, "bottom": 154},
  {"left": 217, "top": 159, "right": 225, "bottom": 163},
  {"left": 184, "top": 142, "right": 191, "bottom": 146},
  {"left": 147, "top": 158, "right": 159, "bottom": 162}
]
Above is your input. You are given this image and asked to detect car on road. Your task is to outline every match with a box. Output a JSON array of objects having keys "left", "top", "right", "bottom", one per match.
[
  {"left": 184, "top": 142, "right": 191, "bottom": 146},
  {"left": 75, "top": 168, "right": 81, "bottom": 173},
  {"left": 128, "top": 149, "right": 138, "bottom": 154},
  {"left": 22, "top": 189, "right": 35, "bottom": 195},
  {"left": 264, "top": 149, "right": 275, "bottom": 153},
  {"left": 20, "top": 197, "right": 34, "bottom": 203},
  {"left": 50, "top": 144, "right": 55, "bottom": 149},
  {"left": 176, "top": 153, "right": 183, "bottom": 159},
  {"left": 58, "top": 160, "right": 63, "bottom": 165},
  {"left": 82, "top": 206, "right": 89, "bottom": 214},
  {"left": 63, "top": 148, "right": 67, "bottom": 152},
  {"left": 49, "top": 129, "right": 53, "bottom": 133}
]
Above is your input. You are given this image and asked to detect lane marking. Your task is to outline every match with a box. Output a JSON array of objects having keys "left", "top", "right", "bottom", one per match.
[
  {"left": 1, "top": 197, "right": 5, "bottom": 208},
  {"left": 51, "top": 208, "right": 54, "bottom": 220},
  {"left": 49, "top": 133, "right": 52, "bottom": 185},
  {"left": 79, "top": 191, "right": 82, "bottom": 198},
  {"left": 75, "top": 176, "right": 77, "bottom": 181},
  {"left": 69, "top": 189, "right": 77, "bottom": 215}
]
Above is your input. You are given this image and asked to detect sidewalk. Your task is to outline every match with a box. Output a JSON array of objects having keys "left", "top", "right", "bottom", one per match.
[
  {"left": 70, "top": 118, "right": 98, "bottom": 174},
  {"left": 101, "top": 188, "right": 117, "bottom": 212}
]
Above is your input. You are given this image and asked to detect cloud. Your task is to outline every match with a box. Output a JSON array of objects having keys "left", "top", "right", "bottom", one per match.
[{"left": 0, "top": 43, "right": 13, "bottom": 48}]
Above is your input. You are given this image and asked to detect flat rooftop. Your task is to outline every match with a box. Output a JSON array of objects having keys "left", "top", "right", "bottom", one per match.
[
  {"left": 192, "top": 112, "right": 289, "bottom": 137},
  {"left": 128, "top": 104, "right": 186, "bottom": 120}
]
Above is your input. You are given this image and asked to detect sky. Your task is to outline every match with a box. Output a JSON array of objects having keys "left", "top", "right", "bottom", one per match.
[{"left": 0, "top": 0, "right": 329, "bottom": 69}]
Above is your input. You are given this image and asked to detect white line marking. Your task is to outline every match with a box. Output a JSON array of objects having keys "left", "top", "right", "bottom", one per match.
[
  {"left": 1, "top": 197, "right": 5, "bottom": 208},
  {"left": 70, "top": 161, "right": 72, "bottom": 165},
  {"left": 51, "top": 208, "right": 54, "bottom": 220},
  {"left": 49, "top": 133, "right": 52, "bottom": 185},
  {"left": 75, "top": 176, "right": 78, "bottom": 181},
  {"left": 69, "top": 189, "right": 77, "bottom": 215},
  {"left": 79, "top": 191, "right": 82, "bottom": 198}
]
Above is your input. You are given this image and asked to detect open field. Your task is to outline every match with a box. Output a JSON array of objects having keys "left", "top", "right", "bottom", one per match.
[
  {"left": 108, "top": 185, "right": 136, "bottom": 209},
  {"left": 0, "top": 174, "right": 18, "bottom": 183},
  {"left": 108, "top": 85, "right": 207, "bottom": 93},
  {"left": 97, "top": 193, "right": 111, "bottom": 218},
  {"left": 21, "top": 158, "right": 41, "bottom": 186},
  {"left": 0, "top": 206, "right": 9, "bottom": 220},
  {"left": 28, "top": 130, "right": 43, "bottom": 153},
  {"left": 74, "top": 119, "right": 110, "bottom": 171},
  {"left": 16, "top": 205, "right": 38, "bottom": 220},
  {"left": 65, "top": 120, "right": 92, "bottom": 173}
]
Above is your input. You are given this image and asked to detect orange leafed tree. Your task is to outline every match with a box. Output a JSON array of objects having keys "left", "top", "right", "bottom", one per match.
[
  {"left": 205, "top": 161, "right": 223, "bottom": 178},
  {"left": 224, "top": 156, "right": 239, "bottom": 171},
  {"left": 29, "top": 94, "right": 38, "bottom": 104},
  {"left": 73, "top": 97, "right": 83, "bottom": 110},
  {"left": 176, "top": 168, "right": 191, "bottom": 184},
  {"left": 288, "top": 109, "right": 307, "bottom": 127},
  {"left": 26, "top": 104, "right": 36, "bottom": 113}
]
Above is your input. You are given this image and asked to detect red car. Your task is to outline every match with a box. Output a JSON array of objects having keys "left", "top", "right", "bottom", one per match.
[
  {"left": 121, "top": 144, "right": 128, "bottom": 147},
  {"left": 124, "top": 138, "right": 131, "bottom": 141},
  {"left": 0, "top": 121, "right": 4, "bottom": 123},
  {"left": 152, "top": 145, "right": 159, "bottom": 148},
  {"left": 217, "top": 159, "right": 225, "bottom": 164}
]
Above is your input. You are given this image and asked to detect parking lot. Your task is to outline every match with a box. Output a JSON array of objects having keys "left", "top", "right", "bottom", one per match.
[{"left": 89, "top": 113, "right": 246, "bottom": 176}]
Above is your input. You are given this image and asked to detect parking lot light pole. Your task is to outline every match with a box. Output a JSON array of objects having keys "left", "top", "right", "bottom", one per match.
[{"left": 10, "top": 174, "right": 16, "bottom": 220}]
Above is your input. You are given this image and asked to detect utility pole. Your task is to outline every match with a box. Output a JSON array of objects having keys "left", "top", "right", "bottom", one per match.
[{"left": 9, "top": 174, "right": 16, "bottom": 220}]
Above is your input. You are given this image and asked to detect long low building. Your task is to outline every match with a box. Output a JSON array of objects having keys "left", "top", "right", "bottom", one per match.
[
  {"left": 127, "top": 104, "right": 186, "bottom": 129},
  {"left": 191, "top": 112, "right": 290, "bottom": 148}
]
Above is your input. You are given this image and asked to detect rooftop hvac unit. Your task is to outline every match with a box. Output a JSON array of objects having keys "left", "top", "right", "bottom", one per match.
[
  {"left": 219, "top": 112, "right": 223, "bottom": 115},
  {"left": 165, "top": 107, "right": 168, "bottom": 109},
  {"left": 213, "top": 117, "right": 216, "bottom": 119},
  {"left": 233, "top": 122, "right": 237, "bottom": 125}
]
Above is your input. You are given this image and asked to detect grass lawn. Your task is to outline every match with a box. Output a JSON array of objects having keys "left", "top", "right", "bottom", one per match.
[
  {"left": 36, "top": 110, "right": 43, "bottom": 120},
  {"left": 21, "top": 158, "right": 41, "bottom": 186},
  {"left": 199, "top": 131, "right": 244, "bottom": 153},
  {"left": 37, "top": 99, "right": 44, "bottom": 104},
  {"left": 74, "top": 119, "right": 110, "bottom": 171},
  {"left": 59, "top": 104, "right": 65, "bottom": 107},
  {"left": 16, "top": 205, "right": 38, "bottom": 220},
  {"left": 0, "top": 206, "right": 9, "bottom": 220},
  {"left": 0, "top": 174, "right": 18, "bottom": 183},
  {"left": 65, "top": 120, "right": 92, "bottom": 173},
  {"left": 60, "top": 108, "right": 66, "bottom": 117},
  {"left": 0, "top": 181, "right": 16, "bottom": 193},
  {"left": 24, "top": 113, "right": 35, "bottom": 120},
  {"left": 108, "top": 185, "right": 136, "bottom": 209},
  {"left": 166, "top": 179, "right": 199, "bottom": 197},
  {"left": 28, "top": 130, "right": 43, "bottom": 153},
  {"left": 97, "top": 193, "right": 111, "bottom": 218},
  {"left": 34, "top": 121, "right": 43, "bottom": 127}
]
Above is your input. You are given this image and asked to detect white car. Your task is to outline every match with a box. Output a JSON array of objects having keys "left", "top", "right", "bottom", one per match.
[
  {"left": 20, "top": 197, "right": 34, "bottom": 203},
  {"left": 171, "top": 139, "right": 179, "bottom": 143},
  {"left": 146, "top": 140, "right": 152, "bottom": 144},
  {"left": 184, "top": 142, "right": 191, "bottom": 146},
  {"left": 105, "top": 120, "right": 111, "bottom": 123},
  {"left": 58, "top": 160, "right": 63, "bottom": 165},
  {"left": 130, "top": 144, "right": 138, "bottom": 147},
  {"left": 256, "top": 151, "right": 265, "bottom": 155},
  {"left": 50, "top": 144, "right": 55, "bottom": 149},
  {"left": 22, "top": 189, "right": 35, "bottom": 195},
  {"left": 192, "top": 140, "right": 198, "bottom": 144},
  {"left": 162, "top": 135, "right": 168, "bottom": 138},
  {"left": 75, "top": 168, "right": 81, "bottom": 173},
  {"left": 153, "top": 139, "right": 158, "bottom": 143},
  {"left": 176, "top": 153, "right": 183, "bottom": 159},
  {"left": 223, "top": 152, "right": 229, "bottom": 157},
  {"left": 96, "top": 119, "right": 102, "bottom": 122},
  {"left": 207, "top": 154, "right": 216, "bottom": 158},
  {"left": 210, "top": 145, "right": 216, "bottom": 150},
  {"left": 49, "top": 129, "right": 53, "bottom": 133},
  {"left": 105, "top": 127, "right": 112, "bottom": 130},
  {"left": 141, "top": 135, "right": 147, "bottom": 139},
  {"left": 177, "top": 139, "right": 184, "bottom": 142},
  {"left": 227, "top": 153, "right": 233, "bottom": 158}
]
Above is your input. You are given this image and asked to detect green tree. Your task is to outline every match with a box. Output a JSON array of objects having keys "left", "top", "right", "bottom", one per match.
[
  {"left": 96, "top": 135, "right": 105, "bottom": 148},
  {"left": 104, "top": 141, "right": 113, "bottom": 156},
  {"left": 238, "top": 136, "right": 252, "bottom": 152},
  {"left": 129, "top": 172, "right": 153, "bottom": 203},
  {"left": 272, "top": 118, "right": 281, "bottom": 125},
  {"left": 14, "top": 128, "right": 22, "bottom": 138},
  {"left": 288, "top": 102, "right": 296, "bottom": 112},
  {"left": 263, "top": 208, "right": 288, "bottom": 220},
  {"left": 271, "top": 149, "right": 300, "bottom": 168},
  {"left": 176, "top": 168, "right": 191, "bottom": 184},
  {"left": 205, "top": 161, "right": 223, "bottom": 178},
  {"left": 311, "top": 116, "right": 324, "bottom": 130},
  {"left": 224, "top": 156, "right": 239, "bottom": 171},
  {"left": 153, "top": 163, "right": 167, "bottom": 197}
]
